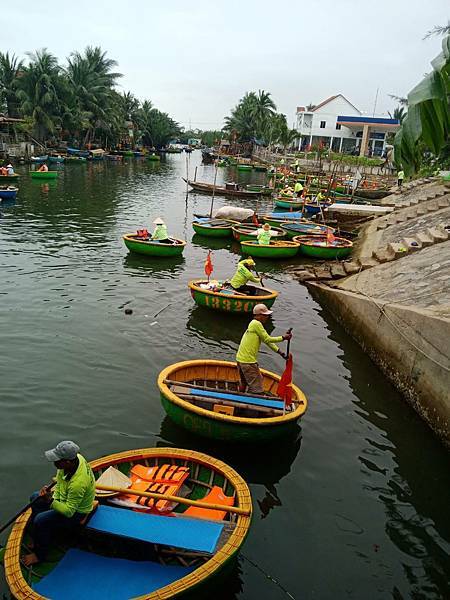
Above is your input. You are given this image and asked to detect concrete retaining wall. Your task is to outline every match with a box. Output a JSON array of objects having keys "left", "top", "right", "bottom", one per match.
[{"left": 308, "top": 283, "right": 450, "bottom": 447}]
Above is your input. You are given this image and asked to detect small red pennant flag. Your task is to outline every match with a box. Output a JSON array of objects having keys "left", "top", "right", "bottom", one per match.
[{"left": 277, "top": 353, "right": 294, "bottom": 407}]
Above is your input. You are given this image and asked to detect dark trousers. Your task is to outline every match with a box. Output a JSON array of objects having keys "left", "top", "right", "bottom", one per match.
[
  {"left": 29, "top": 492, "right": 85, "bottom": 560},
  {"left": 232, "top": 285, "right": 257, "bottom": 295}
]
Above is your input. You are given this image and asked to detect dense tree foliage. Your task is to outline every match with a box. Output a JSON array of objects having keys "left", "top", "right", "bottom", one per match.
[
  {"left": 223, "top": 90, "right": 298, "bottom": 149},
  {"left": 0, "top": 46, "right": 180, "bottom": 148}
]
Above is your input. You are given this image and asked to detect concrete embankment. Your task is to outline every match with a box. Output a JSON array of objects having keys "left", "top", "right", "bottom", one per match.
[{"left": 300, "top": 179, "right": 450, "bottom": 446}]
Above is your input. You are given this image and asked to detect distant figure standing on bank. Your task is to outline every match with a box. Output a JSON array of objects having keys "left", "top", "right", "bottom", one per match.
[
  {"left": 236, "top": 304, "right": 292, "bottom": 393},
  {"left": 397, "top": 169, "right": 405, "bottom": 190},
  {"left": 151, "top": 217, "right": 170, "bottom": 242}
]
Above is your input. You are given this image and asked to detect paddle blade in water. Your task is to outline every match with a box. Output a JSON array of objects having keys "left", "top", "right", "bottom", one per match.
[{"left": 277, "top": 354, "right": 294, "bottom": 407}]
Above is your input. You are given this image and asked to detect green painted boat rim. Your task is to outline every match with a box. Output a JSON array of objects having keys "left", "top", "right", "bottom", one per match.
[
  {"left": 293, "top": 235, "right": 352, "bottom": 249},
  {"left": 241, "top": 240, "right": 300, "bottom": 250},
  {"left": 158, "top": 359, "right": 307, "bottom": 428},
  {"left": 123, "top": 234, "right": 186, "bottom": 248},
  {"left": 188, "top": 279, "right": 278, "bottom": 303}
]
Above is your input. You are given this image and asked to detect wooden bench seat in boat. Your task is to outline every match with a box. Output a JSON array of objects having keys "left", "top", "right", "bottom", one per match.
[
  {"left": 87, "top": 504, "right": 224, "bottom": 553},
  {"left": 182, "top": 387, "right": 285, "bottom": 410},
  {"left": 33, "top": 548, "right": 194, "bottom": 600}
]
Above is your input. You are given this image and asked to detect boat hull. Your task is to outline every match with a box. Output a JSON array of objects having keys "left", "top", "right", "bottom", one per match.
[
  {"left": 231, "top": 224, "right": 285, "bottom": 242},
  {"left": 188, "top": 280, "right": 278, "bottom": 313},
  {"left": 0, "top": 188, "right": 18, "bottom": 200},
  {"left": 184, "top": 179, "right": 260, "bottom": 198},
  {"left": 0, "top": 174, "right": 20, "bottom": 182},
  {"left": 147, "top": 155, "right": 161, "bottom": 161},
  {"left": 274, "top": 198, "right": 303, "bottom": 209},
  {"left": 123, "top": 235, "right": 186, "bottom": 256},
  {"left": 158, "top": 359, "right": 307, "bottom": 442},
  {"left": 192, "top": 221, "right": 236, "bottom": 237},
  {"left": 241, "top": 240, "right": 299, "bottom": 258},
  {"left": 30, "top": 171, "right": 58, "bottom": 179},
  {"left": 294, "top": 236, "right": 353, "bottom": 259},
  {"left": 281, "top": 223, "right": 334, "bottom": 239}
]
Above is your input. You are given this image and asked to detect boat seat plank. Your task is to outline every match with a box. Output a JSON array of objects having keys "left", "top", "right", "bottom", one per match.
[
  {"left": 188, "top": 388, "right": 285, "bottom": 409},
  {"left": 33, "top": 548, "right": 193, "bottom": 600},
  {"left": 87, "top": 504, "right": 223, "bottom": 553}
]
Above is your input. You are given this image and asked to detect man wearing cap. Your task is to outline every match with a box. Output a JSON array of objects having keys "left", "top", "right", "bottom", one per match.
[
  {"left": 229, "top": 258, "right": 261, "bottom": 295},
  {"left": 151, "top": 217, "right": 171, "bottom": 243},
  {"left": 22, "top": 441, "right": 95, "bottom": 566},
  {"left": 236, "top": 304, "right": 292, "bottom": 393}
]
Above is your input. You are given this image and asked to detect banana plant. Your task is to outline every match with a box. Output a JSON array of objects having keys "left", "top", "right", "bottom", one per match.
[{"left": 394, "top": 35, "right": 450, "bottom": 175}]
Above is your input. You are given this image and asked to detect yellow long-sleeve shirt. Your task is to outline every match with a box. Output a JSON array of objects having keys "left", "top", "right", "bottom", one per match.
[{"left": 236, "top": 319, "right": 283, "bottom": 363}]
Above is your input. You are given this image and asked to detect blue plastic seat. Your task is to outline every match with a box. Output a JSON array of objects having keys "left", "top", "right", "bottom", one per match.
[{"left": 190, "top": 387, "right": 284, "bottom": 410}]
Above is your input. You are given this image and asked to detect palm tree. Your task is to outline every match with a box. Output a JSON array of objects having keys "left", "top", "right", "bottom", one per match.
[
  {"left": 17, "top": 49, "right": 63, "bottom": 142},
  {"left": 251, "top": 90, "right": 276, "bottom": 138},
  {"left": 424, "top": 21, "right": 450, "bottom": 39},
  {"left": 0, "top": 52, "right": 23, "bottom": 117},
  {"left": 136, "top": 101, "right": 180, "bottom": 148},
  {"left": 388, "top": 106, "right": 406, "bottom": 124}
]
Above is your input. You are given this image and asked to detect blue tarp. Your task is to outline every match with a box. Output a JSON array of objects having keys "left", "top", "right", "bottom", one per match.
[
  {"left": 88, "top": 505, "right": 223, "bottom": 553},
  {"left": 191, "top": 388, "right": 284, "bottom": 410},
  {"left": 34, "top": 548, "right": 193, "bottom": 599},
  {"left": 266, "top": 211, "right": 303, "bottom": 219}
]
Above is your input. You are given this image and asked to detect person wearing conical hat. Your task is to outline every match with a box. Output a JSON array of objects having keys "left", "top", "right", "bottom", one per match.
[
  {"left": 229, "top": 258, "right": 262, "bottom": 295},
  {"left": 151, "top": 217, "right": 170, "bottom": 243},
  {"left": 257, "top": 223, "right": 272, "bottom": 245}
]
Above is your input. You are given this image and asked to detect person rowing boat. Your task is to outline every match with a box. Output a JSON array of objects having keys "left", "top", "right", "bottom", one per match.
[
  {"left": 228, "top": 258, "right": 262, "bottom": 295},
  {"left": 151, "top": 217, "right": 173, "bottom": 243},
  {"left": 236, "top": 304, "right": 292, "bottom": 393}
]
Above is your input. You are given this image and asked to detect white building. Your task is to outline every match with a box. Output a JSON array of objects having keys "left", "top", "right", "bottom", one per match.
[{"left": 295, "top": 94, "right": 399, "bottom": 156}]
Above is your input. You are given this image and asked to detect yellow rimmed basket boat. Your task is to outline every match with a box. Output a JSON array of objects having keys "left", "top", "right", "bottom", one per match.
[
  {"left": 158, "top": 359, "right": 307, "bottom": 442},
  {"left": 188, "top": 279, "right": 278, "bottom": 313},
  {"left": 4, "top": 447, "right": 252, "bottom": 600}
]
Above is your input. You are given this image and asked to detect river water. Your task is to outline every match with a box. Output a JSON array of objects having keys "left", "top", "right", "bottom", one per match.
[{"left": 0, "top": 153, "right": 449, "bottom": 599}]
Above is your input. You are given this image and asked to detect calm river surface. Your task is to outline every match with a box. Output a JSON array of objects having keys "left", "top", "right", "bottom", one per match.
[{"left": 0, "top": 152, "right": 449, "bottom": 599}]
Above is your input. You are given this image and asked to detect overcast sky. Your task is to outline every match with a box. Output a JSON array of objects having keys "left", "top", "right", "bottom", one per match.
[{"left": 2, "top": 1, "right": 449, "bottom": 129}]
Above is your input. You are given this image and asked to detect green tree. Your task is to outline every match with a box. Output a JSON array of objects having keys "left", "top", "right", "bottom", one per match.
[
  {"left": 0, "top": 52, "right": 23, "bottom": 117},
  {"left": 136, "top": 101, "right": 180, "bottom": 148}
]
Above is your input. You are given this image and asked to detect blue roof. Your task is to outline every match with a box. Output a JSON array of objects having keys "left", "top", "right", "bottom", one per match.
[{"left": 337, "top": 116, "right": 399, "bottom": 125}]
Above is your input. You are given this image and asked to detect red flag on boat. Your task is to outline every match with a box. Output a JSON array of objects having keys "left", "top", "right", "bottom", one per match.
[
  {"left": 327, "top": 230, "right": 336, "bottom": 245},
  {"left": 204, "top": 251, "right": 213, "bottom": 280},
  {"left": 277, "top": 353, "right": 294, "bottom": 407},
  {"left": 252, "top": 213, "right": 259, "bottom": 226}
]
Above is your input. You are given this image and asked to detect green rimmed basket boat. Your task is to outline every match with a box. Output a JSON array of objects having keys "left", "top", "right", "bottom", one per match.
[
  {"left": 281, "top": 222, "right": 334, "bottom": 239},
  {"left": 231, "top": 223, "right": 286, "bottom": 242},
  {"left": 159, "top": 359, "right": 307, "bottom": 442},
  {"left": 147, "top": 154, "right": 161, "bottom": 161},
  {"left": 236, "top": 164, "right": 252, "bottom": 171},
  {"left": 245, "top": 184, "right": 272, "bottom": 195},
  {"left": 3, "top": 446, "right": 252, "bottom": 600},
  {"left": 123, "top": 234, "right": 186, "bottom": 257},
  {"left": 0, "top": 173, "right": 20, "bottom": 183},
  {"left": 30, "top": 171, "right": 58, "bottom": 179},
  {"left": 241, "top": 240, "right": 300, "bottom": 259},
  {"left": 253, "top": 164, "right": 267, "bottom": 172},
  {"left": 188, "top": 279, "right": 278, "bottom": 313},
  {"left": 192, "top": 219, "right": 238, "bottom": 238},
  {"left": 293, "top": 235, "right": 353, "bottom": 259},
  {"left": 274, "top": 197, "right": 304, "bottom": 209}
]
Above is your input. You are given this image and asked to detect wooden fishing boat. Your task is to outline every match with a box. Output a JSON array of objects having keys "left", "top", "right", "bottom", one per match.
[
  {"left": 158, "top": 359, "right": 307, "bottom": 441},
  {"left": 281, "top": 222, "right": 334, "bottom": 239},
  {"left": 231, "top": 223, "right": 285, "bottom": 242},
  {"left": 4, "top": 447, "right": 252, "bottom": 600},
  {"left": 0, "top": 173, "right": 20, "bottom": 182},
  {"left": 262, "top": 211, "right": 304, "bottom": 227},
  {"left": 355, "top": 187, "right": 390, "bottom": 200},
  {"left": 188, "top": 280, "right": 278, "bottom": 313},
  {"left": 123, "top": 234, "right": 186, "bottom": 257},
  {"left": 241, "top": 240, "right": 300, "bottom": 259},
  {"left": 0, "top": 186, "right": 18, "bottom": 200},
  {"left": 30, "top": 155, "right": 48, "bottom": 164},
  {"left": 65, "top": 156, "right": 87, "bottom": 163},
  {"left": 30, "top": 171, "right": 58, "bottom": 179},
  {"left": 192, "top": 218, "right": 238, "bottom": 238},
  {"left": 147, "top": 154, "right": 161, "bottom": 161},
  {"left": 294, "top": 235, "right": 353, "bottom": 259},
  {"left": 274, "top": 197, "right": 304, "bottom": 209},
  {"left": 48, "top": 155, "right": 65, "bottom": 163},
  {"left": 67, "top": 147, "right": 90, "bottom": 158},
  {"left": 183, "top": 178, "right": 261, "bottom": 199},
  {"left": 246, "top": 184, "right": 272, "bottom": 195}
]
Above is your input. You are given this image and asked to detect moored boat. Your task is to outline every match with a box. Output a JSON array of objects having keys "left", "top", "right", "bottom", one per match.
[
  {"left": 231, "top": 223, "right": 285, "bottom": 242},
  {"left": 30, "top": 171, "right": 58, "bottom": 179},
  {"left": 0, "top": 173, "right": 20, "bottom": 182},
  {"left": 65, "top": 156, "right": 87, "bottom": 163},
  {"left": 147, "top": 154, "right": 161, "bottom": 161},
  {"left": 241, "top": 240, "right": 300, "bottom": 259},
  {"left": 274, "top": 197, "right": 304, "bottom": 209},
  {"left": 183, "top": 178, "right": 261, "bottom": 199},
  {"left": 0, "top": 186, "right": 18, "bottom": 200},
  {"left": 192, "top": 218, "right": 238, "bottom": 237},
  {"left": 236, "top": 164, "right": 252, "bottom": 171},
  {"left": 30, "top": 155, "right": 48, "bottom": 163},
  {"left": 293, "top": 235, "right": 353, "bottom": 259},
  {"left": 123, "top": 234, "right": 186, "bottom": 257},
  {"left": 246, "top": 184, "right": 272, "bottom": 195},
  {"left": 253, "top": 164, "right": 267, "bottom": 172},
  {"left": 4, "top": 446, "right": 252, "bottom": 599},
  {"left": 262, "top": 211, "right": 304, "bottom": 227},
  {"left": 188, "top": 279, "right": 278, "bottom": 313},
  {"left": 158, "top": 359, "right": 307, "bottom": 441},
  {"left": 48, "top": 155, "right": 65, "bottom": 163},
  {"left": 281, "top": 222, "right": 334, "bottom": 239}
]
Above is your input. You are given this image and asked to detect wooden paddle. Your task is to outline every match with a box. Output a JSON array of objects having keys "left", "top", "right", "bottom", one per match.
[
  {"left": 94, "top": 484, "right": 250, "bottom": 516},
  {"left": 0, "top": 482, "right": 56, "bottom": 535}
]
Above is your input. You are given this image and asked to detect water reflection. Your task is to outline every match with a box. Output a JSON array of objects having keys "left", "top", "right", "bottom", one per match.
[
  {"left": 123, "top": 253, "right": 185, "bottom": 278},
  {"left": 191, "top": 234, "right": 232, "bottom": 251}
]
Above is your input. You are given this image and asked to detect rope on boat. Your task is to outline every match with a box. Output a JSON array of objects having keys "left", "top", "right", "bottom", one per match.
[{"left": 241, "top": 553, "right": 296, "bottom": 599}]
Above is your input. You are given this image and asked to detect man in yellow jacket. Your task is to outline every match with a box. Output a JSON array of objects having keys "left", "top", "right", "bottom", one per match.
[
  {"left": 23, "top": 441, "right": 95, "bottom": 566},
  {"left": 236, "top": 304, "right": 292, "bottom": 393},
  {"left": 229, "top": 258, "right": 262, "bottom": 295}
]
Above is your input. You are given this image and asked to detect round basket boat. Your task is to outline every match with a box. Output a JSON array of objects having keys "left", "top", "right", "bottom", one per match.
[
  {"left": 158, "top": 359, "right": 307, "bottom": 442},
  {"left": 0, "top": 187, "right": 18, "bottom": 200},
  {"left": 261, "top": 212, "right": 304, "bottom": 228},
  {"left": 147, "top": 154, "right": 161, "bottom": 161},
  {"left": 188, "top": 280, "right": 278, "bottom": 313},
  {"left": 4, "top": 447, "right": 252, "bottom": 600},
  {"left": 274, "top": 197, "right": 304, "bottom": 209},
  {"left": 231, "top": 223, "right": 285, "bottom": 242},
  {"left": 192, "top": 219, "right": 238, "bottom": 238},
  {"left": 241, "top": 240, "right": 300, "bottom": 259},
  {"left": 0, "top": 173, "right": 20, "bottom": 182},
  {"left": 236, "top": 164, "right": 252, "bottom": 171},
  {"left": 30, "top": 171, "right": 58, "bottom": 179},
  {"left": 293, "top": 235, "right": 353, "bottom": 259},
  {"left": 123, "top": 234, "right": 186, "bottom": 257},
  {"left": 281, "top": 222, "right": 334, "bottom": 239}
]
